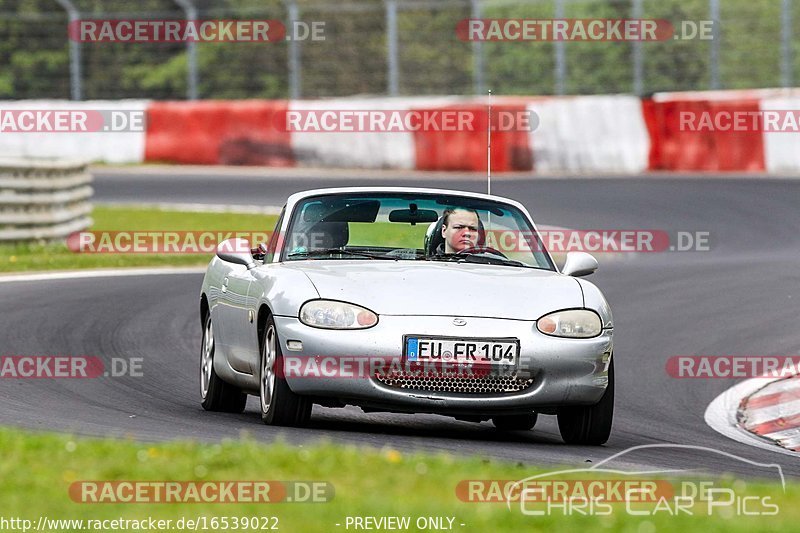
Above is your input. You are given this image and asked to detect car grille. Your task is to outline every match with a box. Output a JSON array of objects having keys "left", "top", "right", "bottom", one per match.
[{"left": 375, "top": 372, "right": 534, "bottom": 394}]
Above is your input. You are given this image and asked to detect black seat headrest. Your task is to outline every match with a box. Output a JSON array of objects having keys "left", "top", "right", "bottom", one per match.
[
  {"left": 307, "top": 221, "right": 349, "bottom": 250},
  {"left": 425, "top": 218, "right": 446, "bottom": 256}
]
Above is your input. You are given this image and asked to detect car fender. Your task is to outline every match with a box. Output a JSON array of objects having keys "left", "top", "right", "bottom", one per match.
[
  {"left": 249, "top": 264, "right": 320, "bottom": 317},
  {"left": 576, "top": 278, "right": 613, "bottom": 329}
]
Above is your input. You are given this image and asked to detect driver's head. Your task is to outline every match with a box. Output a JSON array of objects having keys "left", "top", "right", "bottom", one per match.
[{"left": 441, "top": 208, "right": 480, "bottom": 253}]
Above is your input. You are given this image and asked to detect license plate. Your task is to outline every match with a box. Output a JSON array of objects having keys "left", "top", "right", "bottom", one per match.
[{"left": 404, "top": 336, "right": 519, "bottom": 366}]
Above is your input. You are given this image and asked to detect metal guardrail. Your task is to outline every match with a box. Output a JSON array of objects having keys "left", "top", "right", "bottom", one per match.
[{"left": 0, "top": 159, "right": 93, "bottom": 242}]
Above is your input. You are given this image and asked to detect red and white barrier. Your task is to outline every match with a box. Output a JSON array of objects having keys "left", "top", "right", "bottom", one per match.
[
  {"left": 288, "top": 97, "right": 460, "bottom": 170},
  {"left": 645, "top": 91, "right": 766, "bottom": 172},
  {"left": 530, "top": 95, "right": 649, "bottom": 173},
  {"left": 413, "top": 97, "right": 536, "bottom": 172},
  {"left": 761, "top": 95, "right": 800, "bottom": 173},
  {"left": 3, "top": 90, "right": 800, "bottom": 173},
  {"left": 739, "top": 375, "right": 800, "bottom": 452},
  {"left": 0, "top": 100, "right": 149, "bottom": 163},
  {"left": 144, "top": 100, "right": 293, "bottom": 166}
]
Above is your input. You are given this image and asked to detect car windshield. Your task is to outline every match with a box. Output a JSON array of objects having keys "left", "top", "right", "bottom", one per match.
[{"left": 282, "top": 192, "right": 555, "bottom": 270}]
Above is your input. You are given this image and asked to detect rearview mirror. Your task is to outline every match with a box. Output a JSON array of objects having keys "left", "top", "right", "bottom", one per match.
[
  {"left": 561, "top": 252, "right": 598, "bottom": 277},
  {"left": 216, "top": 238, "right": 256, "bottom": 269},
  {"left": 388, "top": 208, "right": 439, "bottom": 225}
]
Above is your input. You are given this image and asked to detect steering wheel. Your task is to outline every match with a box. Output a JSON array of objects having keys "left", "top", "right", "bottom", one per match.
[{"left": 456, "top": 246, "right": 508, "bottom": 259}]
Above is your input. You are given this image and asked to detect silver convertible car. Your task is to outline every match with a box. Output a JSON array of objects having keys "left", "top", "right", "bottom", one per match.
[{"left": 199, "top": 187, "right": 614, "bottom": 445}]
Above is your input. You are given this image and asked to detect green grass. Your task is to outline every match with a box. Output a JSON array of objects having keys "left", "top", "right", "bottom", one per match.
[
  {"left": 0, "top": 426, "right": 796, "bottom": 532},
  {"left": 0, "top": 209, "right": 435, "bottom": 273},
  {"left": 0, "top": 207, "right": 278, "bottom": 273},
  {"left": 349, "top": 221, "right": 429, "bottom": 249}
]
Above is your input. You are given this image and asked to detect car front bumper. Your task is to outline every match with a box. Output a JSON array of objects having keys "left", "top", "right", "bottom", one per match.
[{"left": 274, "top": 314, "right": 613, "bottom": 416}]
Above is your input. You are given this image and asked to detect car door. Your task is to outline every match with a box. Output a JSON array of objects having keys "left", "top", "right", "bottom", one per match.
[
  {"left": 219, "top": 264, "right": 255, "bottom": 374},
  {"left": 220, "top": 209, "right": 286, "bottom": 375}
]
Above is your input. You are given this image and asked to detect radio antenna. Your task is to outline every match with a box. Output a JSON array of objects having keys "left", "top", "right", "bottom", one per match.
[{"left": 487, "top": 89, "right": 492, "bottom": 196}]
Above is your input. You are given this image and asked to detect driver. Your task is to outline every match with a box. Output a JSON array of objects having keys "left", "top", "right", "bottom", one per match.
[{"left": 440, "top": 208, "right": 481, "bottom": 254}]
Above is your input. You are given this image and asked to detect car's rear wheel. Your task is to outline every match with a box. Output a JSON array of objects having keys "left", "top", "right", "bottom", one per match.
[
  {"left": 200, "top": 312, "right": 247, "bottom": 413},
  {"left": 557, "top": 357, "right": 614, "bottom": 445},
  {"left": 260, "top": 316, "right": 311, "bottom": 426},
  {"left": 492, "top": 413, "right": 538, "bottom": 431}
]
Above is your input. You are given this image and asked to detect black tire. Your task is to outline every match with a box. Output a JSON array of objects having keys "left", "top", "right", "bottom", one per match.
[
  {"left": 200, "top": 312, "right": 247, "bottom": 413},
  {"left": 557, "top": 357, "right": 614, "bottom": 445},
  {"left": 492, "top": 413, "right": 538, "bottom": 431},
  {"left": 260, "top": 315, "right": 312, "bottom": 426}
]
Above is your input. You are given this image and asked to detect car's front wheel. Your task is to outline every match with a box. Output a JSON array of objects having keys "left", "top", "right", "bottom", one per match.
[
  {"left": 557, "top": 357, "right": 614, "bottom": 445},
  {"left": 200, "top": 312, "right": 247, "bottom": 413},
  {"left": 260, "top": 316, "right": 311, "bottom": 426},
  {"left": 492, "top": 413, "right": 538, "bottom": 431}
]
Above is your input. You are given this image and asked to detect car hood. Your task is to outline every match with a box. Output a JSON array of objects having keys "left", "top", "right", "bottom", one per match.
[{"left": 284, "top": 260, "right": 582, "bottom": 320}]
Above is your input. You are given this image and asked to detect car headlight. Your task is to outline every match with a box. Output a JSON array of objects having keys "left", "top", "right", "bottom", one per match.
[
  {"left": 537, "top": 309, "right": 602, "bottom": 338},
  {"left": 299, "top": 300, "right": 378, "bottom": 329}
]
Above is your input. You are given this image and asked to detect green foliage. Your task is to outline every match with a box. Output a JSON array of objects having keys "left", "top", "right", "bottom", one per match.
[{"left": 0, "top": 0, "right": 795, "bottom": 99}]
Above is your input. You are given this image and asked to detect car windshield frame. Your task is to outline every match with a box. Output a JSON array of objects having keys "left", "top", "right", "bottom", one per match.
[{"left": 279, "top": 192, "right": 556, "bottom": 271}]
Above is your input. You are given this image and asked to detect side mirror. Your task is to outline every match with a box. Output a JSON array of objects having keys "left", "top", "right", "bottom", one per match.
[
  {"left": 216, "top": 238, "right": 256, "bottom": 269},
  {"left": 561, "top": 251, "right": 598, "bottom": 277}
]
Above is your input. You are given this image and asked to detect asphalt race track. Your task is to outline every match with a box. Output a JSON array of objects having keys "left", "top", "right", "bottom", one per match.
[{"left": 2, "top": 169, "right": 799, "bottom": 480}]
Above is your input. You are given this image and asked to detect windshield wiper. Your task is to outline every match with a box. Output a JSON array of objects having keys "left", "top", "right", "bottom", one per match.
[{"left": 287, "top": 248, "right": 397, "bottom": 260}]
